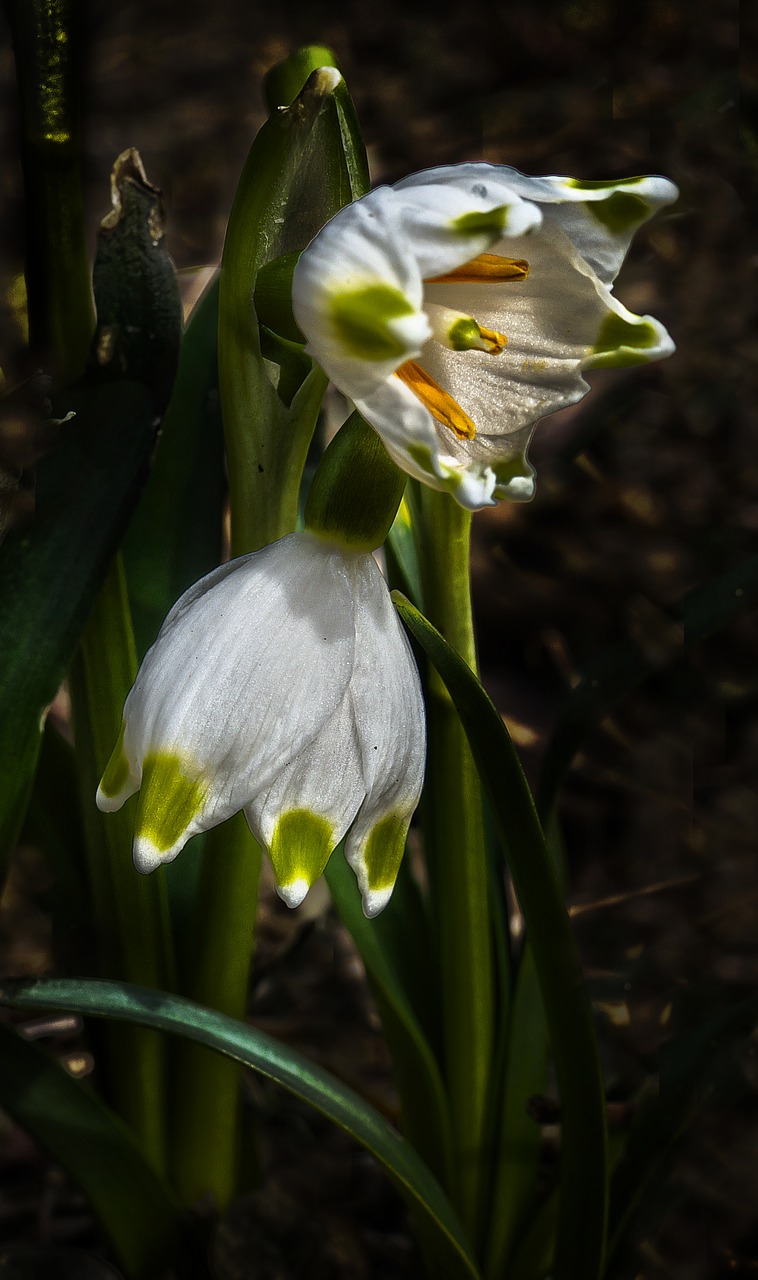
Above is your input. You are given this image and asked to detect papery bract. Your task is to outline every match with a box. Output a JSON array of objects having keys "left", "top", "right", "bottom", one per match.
[
  {"left": 97, "top": 532, "right": 426, "bottom": 917},
  {"left": 292, "top": 162, "right": 678, "bottom": 509}
]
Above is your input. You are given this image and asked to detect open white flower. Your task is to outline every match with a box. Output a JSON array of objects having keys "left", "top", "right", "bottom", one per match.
[
  {"left": 292, "top": 163, "right": 678, "bottom": 509},
  {"left": 96, "top": 532, "right": 426, "bottom": 917}
]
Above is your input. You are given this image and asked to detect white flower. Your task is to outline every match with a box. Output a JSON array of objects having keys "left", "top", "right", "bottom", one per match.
[
  {"left": 96, "top": 532, "right": 426, "bottom": 917},
  {"left": 292, "top": 162, "right": 678, "bottom": 509}
]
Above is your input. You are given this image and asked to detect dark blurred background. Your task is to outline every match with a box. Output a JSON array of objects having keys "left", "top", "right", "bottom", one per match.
[{"left": 0, "top": 1, "right": 755, "bottom": 1276}]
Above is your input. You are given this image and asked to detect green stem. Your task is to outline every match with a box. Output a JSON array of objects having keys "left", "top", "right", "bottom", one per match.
[
  {"left": 69, "top": 557, "right": 175, "bottom": 1175},
  {"left": 169, "top": 53, "right": 341, "bottom": 1205},
  {"left": 7, "top": 0, "right": 94, "bottom": 379},
  {"left": 413, "top": 486, "right": 495, "bottom": 1241},
  {"left": 169, "top": 813, "right": 261, "bottom": 1210}
]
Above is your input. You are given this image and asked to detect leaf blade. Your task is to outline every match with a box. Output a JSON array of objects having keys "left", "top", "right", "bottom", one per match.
[
  {"left": 0, "top": 977, "right": 481, "bottom": 1280},
  {"left": 393, "top": 592, "right": 609, "bottom": 1280}
]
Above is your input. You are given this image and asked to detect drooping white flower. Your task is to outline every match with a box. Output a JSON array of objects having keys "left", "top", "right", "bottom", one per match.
[
  {"left": 96, "top": 532, "right": 426, "bottom": 917},
  {"left": 292, "top": 163, "right": 678, "bottom": 509}
]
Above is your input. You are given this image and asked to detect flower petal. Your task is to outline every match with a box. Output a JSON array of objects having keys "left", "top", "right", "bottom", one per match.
[
  {"left": 416, "top": 222, "right": 673, "bottom": 495},
  {"left": 395, "top": 163, "right": 678, "bottom": 284},
  {"left": 391, "top": 172, "right": 542, "bottom": 279},
  {"left": 112, "top": 533, "right": 357, "bottom": 868},
  {"left": 292, "top": 188, "right": 430, "bottom": 400},
  {"left": 342, "top": 554, "right": 426, "bottom": 916},
  {"left": 245, "top": 691, "right": 366, "bottom": 908},
  {"left": 354, "top": 375, "right": 503, "bottom": 509}
]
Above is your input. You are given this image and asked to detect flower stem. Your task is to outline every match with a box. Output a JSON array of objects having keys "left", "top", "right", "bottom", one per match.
[
  {"left": 6, "top": 0, "right": 94, "bottom": 381},
  {"left": 412, "top": 486, "right": 495, "bottom": 1240},
  {"left": 69, "top": 558, "right": 175, "bottom": 1175},
  {"left": 169, "top": 812, "right": 261, "bottom": 1210}
]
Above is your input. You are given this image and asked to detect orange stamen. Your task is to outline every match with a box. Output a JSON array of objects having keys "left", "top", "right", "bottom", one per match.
[
  {"left": 395, "top": 361, "right": 477, "bottom": 440},
  {"left": 427, "top": 253, "right": 529, "bottom": 285},
  {"left": 476, "top": 324, "right": 508, "bottom": 354}
]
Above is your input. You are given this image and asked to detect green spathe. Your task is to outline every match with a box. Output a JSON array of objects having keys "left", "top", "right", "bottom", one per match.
[
  {"left": 331, "top": 284, "right": 416, "bottom": 361},
  {"left": 305, "top": 411, "right": 407, "bottom": 552},
  {"left": 270, "top": 808, "right": 334, "bottom": 907}
]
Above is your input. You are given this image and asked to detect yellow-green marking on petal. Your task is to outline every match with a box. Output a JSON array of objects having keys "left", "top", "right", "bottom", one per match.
[
  {"left": 589, "top": 311, "right": 660, "bottom": 369},
  {"left": 269, "top": 809, "right": 334, "bottom": 908},
  {"left": 98, "top": 722, "right": 130, "bottom": 802},
  {"left": 450, "top": 204, "right": 512, "bottom": 239},
  {"left": 493, "top": 454, "right": 536, "bottom": 501},
  {"left": 585, "top": 191, "right": 650, "bottom": 232},
  {"left": 135, "top": 751, "right": 207, "bottom": 855},
  {"left": 331, "top": 284, "right": 416, "bottom": 361},
  {"left": 566, "top": 177, "right": 646, "bottom": 189},
  {"left": 357, "top": 812, "right": 409, "bottom": 917}
]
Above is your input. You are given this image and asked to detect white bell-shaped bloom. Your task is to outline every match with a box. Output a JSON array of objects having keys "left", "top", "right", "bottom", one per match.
[
  {"left": 292, "top": 163, "right": 678, "bottom": 509},
  {"left": 96, "top": 532, "right": 426, "bottom": 917}
]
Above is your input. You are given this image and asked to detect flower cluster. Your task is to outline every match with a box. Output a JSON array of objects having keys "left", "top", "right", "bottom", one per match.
[
  {"left": 99, "top": 162, "right": 677, "bottom": 915},
  {"left": 293, "top": 163, "right": 678, "bottom": 509},
  {"left": 97, "top": 532, "right": 426, "bottom": 917}
]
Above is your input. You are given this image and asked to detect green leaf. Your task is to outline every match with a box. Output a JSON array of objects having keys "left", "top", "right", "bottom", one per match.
[
  {"left": 122, "top": 274, "right": 225, "bottom": 660},
  {"left": 0, "top": 1023, "right": 186, "bottom": 1280},
  {"left": 0, "top": 380, "right": 157, "bottom": 870},
  {"left": 484, "top": 947, "right": 548, "bottom": 1279},
  {"left": 5, "top": 0, "right": 94, "bottom": 380},
  {"left": 393, "top": 593, "right": 609, "bottom": 1280},
  {"left": 219, "top": 61, "right": 369, "bottom": 554},
  {"left": 0, "top": 977, "right": 481, "bottom": 1280},
  {"left": 0, "top": 145, "right": 183, "bottom": 875},
  {"left": 88, "top": 149, "right": 182, "bottom": 414},
  {"left": 326, "top": 853, "right": 453, "bottom": 1187}
]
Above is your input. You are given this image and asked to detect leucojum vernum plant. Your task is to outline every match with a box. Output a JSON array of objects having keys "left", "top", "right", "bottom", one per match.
[{"left": 6, "top": 26, "right": 734, "bottom": 1280}]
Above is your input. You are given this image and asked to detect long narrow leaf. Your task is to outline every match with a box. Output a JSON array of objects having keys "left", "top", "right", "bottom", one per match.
[
  {"left": 0, "top": 380, "right": 157, "bottom": 868},
  {"left": 326, "top": 854, "right": 453, "bottom": 1187},
  {"left": 0, "top": 977, "right": 481, "bottom": 1280},
  {"left": 123, "top": 275, "right": 225, "bottom": 661},
  {"left": 0, "top": 1023, "right": 186, "bottom": 1280},
  {"left": 393, "top": 593, "right": 609, "bottom": 1280}
]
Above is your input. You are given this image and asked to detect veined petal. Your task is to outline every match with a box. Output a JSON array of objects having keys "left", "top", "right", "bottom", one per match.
[
  {"left": 392, "top": 174, "right": 542, "bottom": 279},
  {"left": 397, "top": 163, "right": 679, "bottom": 284},
  {"left": 342, "top": 554, "right": 426, "bottom": 916},
  {"left": 292, "top": 187, "right": 429, "bottom": 400},
  {"left": 109, "top": 533, "right": 357, "bottom": 868},
  {"left": 245, "top": 692, "right": 366, "bottom": 908},
  {"left": 419, "top": 220, "right": 673, "bottom": 472},
  {"left": 354, "top": 375, "right": 502, "bottom": 509}
]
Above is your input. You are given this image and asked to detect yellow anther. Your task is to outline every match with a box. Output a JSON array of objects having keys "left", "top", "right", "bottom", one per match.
[
  {"left": 395, "top": 361, "right": 477, "bottom": 440},
  {"left": 427, "top": 254, "right": 530, "bottom": 285}
]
